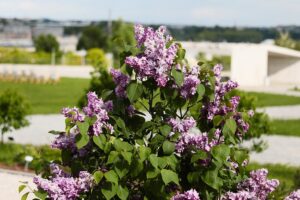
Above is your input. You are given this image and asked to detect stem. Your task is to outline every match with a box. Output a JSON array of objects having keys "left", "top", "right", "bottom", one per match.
[{"left": 1, "top": 132, "right": 3, "bottom": 144}]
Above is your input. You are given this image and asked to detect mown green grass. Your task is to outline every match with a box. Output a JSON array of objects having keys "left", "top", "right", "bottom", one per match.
[
  {"left": 245, "top": 92, "right": 300, "bottom": 107},
  {"left": 269, "top": 119, "right": 300, "bottom": 137},
  {"left": 0, "top": 78, "right": 90, "bottom": 114}
]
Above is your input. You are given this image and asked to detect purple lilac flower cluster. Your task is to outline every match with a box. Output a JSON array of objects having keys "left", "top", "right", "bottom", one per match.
[
  {"left": 180, "top": 66, "right": 201, "bottom": 99},
  {"left": 285, "top": 190, "right": 300, "bottom": 200},
  {"left": 201, "top": 64, "right": 250, "bottom": 134},
  {"left": 223, "top": 169, "right": 279, "bottom": 200},
  {"left": 61, "top": 107, "right": 84, "bottom": 122},
  {"left": 83, "top": 92, "right": 113, "bottom": 135},
  {"left": 168, "top": 117, "right": 196, "bottom": 134},
  {"left": 110, "top": 69, "right": 130, "bottom": 98},
  {"left": 175, "top": 129, "right": 222, "bottom": 154},
  {"left": 203, "top": 64, "right": 238, "bottom": 121},
  {"left": 33, "top": 164, "right": 93, "bottom": 200},
  {"left": 125, "top": 24, "right": 178, "bottom": 87},
  {"left": 51, "top": 133, "right": 77, "bottom": 152},
  {"left": 171, "top": 189, "right": 200, "bottom": 200}
]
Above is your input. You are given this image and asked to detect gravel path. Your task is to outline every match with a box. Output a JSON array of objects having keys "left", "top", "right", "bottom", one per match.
[
  {"left": 258, "top": 105, "right": 300, "bottom": 119},
  {"left": 0, "top": 169, "right": 35, "bottom": 200}
]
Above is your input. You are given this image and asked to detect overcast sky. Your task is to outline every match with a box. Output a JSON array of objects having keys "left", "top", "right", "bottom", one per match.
[{"left": 0, "top": 0, "right": 299, "bottom": 27}]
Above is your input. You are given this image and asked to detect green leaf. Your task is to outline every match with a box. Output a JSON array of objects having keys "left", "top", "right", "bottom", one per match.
[
  {"left": 117, "top": 185, "right": 129, "bottom": 200},
  {"left": 158, "top": 157, "right": 168, "bottom": 169},
  {"left": 101, "top": 183, "right": 117, "bottom": 200},
  {"left": 191, "top": 150, "right": 207, "bottom": 163},
  {"left": 187, "top": 172, "right": 201, "bottom": 184},
  {"left": 233, "top": 150, "right": 249, "bottom": 165},
  {"left": 201, "top": 169, "right": 223, "bottom": 190},
  {"left": 223, "top": 119, "right": 237, "bottom": 135},
  {"left": 48, "top": 130, "right": 63, "bottom": 135},
  {"left": 196, "top": 84, "right": 205, "bottom": 99},
  {"left": 18, "top": 185, "right": 26, "bottom": 193},
  {"left": 21, "top": 192, "right": 29, "bottom": 200},
  {"left": 104, "top": 170, "right": 119, "bottom": 185},
  {"left": 107, "top": 151, "right": 119, "bottom": 164},
  {"left": 211, "top": 144, "right": 230, "bottom": 163},
  {"left": 93, "top": 171, "right": 104, "bottom": 184},
  {"left": 75, "top": 133, "right": 89, "bottom": 149},
  {"left": 161, "top": 169, "right": 179, "bottom": 185},
  {"left": 130, "top": 159, "right": 144, "bottom": 177},
  {"left": 34, "top": 191, "right": 47, "bottom": 200},
  {"left": 114, "top": 162, "right": 129, "bottom": 179},
  {"left": 116, "top": 118, "right": 126, "bottom": 130},
  {"left": 213, "top": 115, "right": 223, "bottom": 126},
  {"left": 126, "top": 82, "right": 143, "bottom": 103},
  {"left": 159, "top": 125, "right": 172, "bottom": 137},
  {"left": 149, "top": 154, "right": 159, "bottom": 168},
  {"left": 113, "top": 139, "right": 133, "bottom": 152},
  {"left": 171, "top": 68, "right": 184, "bottom": 86},
  {"left": 146, "top": 168, "right": 160, "bottom": 179},
  {"left": 121, "top": 152, "right": 132, "bottom": 164},
  {"left": 93, "top": 135, "right": 106, "bottom": 150},
  {"left": 139, "top": 146, "right": 151, "bottom": 162},
  {"left": 76, "top": 121, "right": 90, "bottom": 135},
  {"left": 162, "top": 141, "right": 175, "bottom": 155}
]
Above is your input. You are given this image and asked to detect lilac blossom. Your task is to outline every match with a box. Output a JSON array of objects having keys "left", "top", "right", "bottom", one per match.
[
  {"left": 61, "top": 107, "right": 84, "bottom": 122},
  {"left": 180, "top": 66, "right": 201, "bottom": 99},
  {"left": 223, "top": 169, "right": 279, "bottom": 200},
  {"left": 175, "top": 129, "right": 222, "bottom": 154},
  {"left": 202, "top": 64, "right": 238, "bottom": 120},
  {"left": 83, "top": 92, "right": 113, "bottom": 136},
  {"left": 285, "top": 190, "right": 300, "bottom": 200},
  {"left": 51, "top": 133, "right": 77, "bottom": 153},
  {"left": 125, "top": 24, "right": 178, "bottom": 87},
  {"left": 110, "top": 69, "right": 130, "bottom": 98},
  {"left": 168, "top": 117, "right": 196, "bottom": 134},
  {"left": 33, "top": 164, "right": 93, "bottom": 200},
  {"left": 171, "top": 189, "right": 200, "bottom": 200}
]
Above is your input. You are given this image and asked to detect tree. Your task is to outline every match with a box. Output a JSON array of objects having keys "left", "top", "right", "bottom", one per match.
[
  {"left": 0, "top": 90, "right": 30, "bottom": 143},
  {"left": 85, "top": 48, "right": 107, "bottom": 67},
  {"left": 275, "top": 31, "right": 297, "bottom": 49},
  {"left": 77, "top": 26, "right": 108, "bottom": 50},
  {"left": 34, "top": 34, "right": 59, "bottom": 53}
]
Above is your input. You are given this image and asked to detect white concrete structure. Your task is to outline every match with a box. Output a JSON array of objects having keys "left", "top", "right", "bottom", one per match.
[
  {"left": 0, "top": 64, "right": 93, "bottom": 79},
  {"left": 181, "top": 41, "right": 300, "bottom": 87}
]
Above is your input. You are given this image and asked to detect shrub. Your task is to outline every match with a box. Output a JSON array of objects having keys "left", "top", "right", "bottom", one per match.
[{"left": 23, "top": 25, "right": 296, "bottom": 200}]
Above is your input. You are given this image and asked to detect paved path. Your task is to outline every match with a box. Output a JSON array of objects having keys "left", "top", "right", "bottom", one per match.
[
  {"left": 0, "top": 169, "right": 35, "bottom": 200},
  {"left": 4, "top": 114, "right": 64, "bottom": 145},
  {"left": 258, "top": 105, "right": 300, "bottom": 119},
  {"left": 244, "top": 135, "right": 300, "bottom": 166}
]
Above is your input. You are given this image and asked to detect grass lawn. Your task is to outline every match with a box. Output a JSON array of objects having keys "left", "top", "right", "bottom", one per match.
[
  {"left": 269, "top": 119, "right": 300, "bottom": 137},
  {"left": 0, "top": 78, "right": 90, "bottom": 114},
  {"left": 245, "top": 92, "right": 300, "bottom": 107}
]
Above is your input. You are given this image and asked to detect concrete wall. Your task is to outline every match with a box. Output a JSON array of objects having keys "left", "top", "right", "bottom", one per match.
[
  {"left": 231, "top": 46, "right": 268, "bottom": 86},
  {"left": 268, "top": 55, "right": 300, "bottom": 85},
  {"left": 0, "top": 64, "right": 93, "bottom": 79}
]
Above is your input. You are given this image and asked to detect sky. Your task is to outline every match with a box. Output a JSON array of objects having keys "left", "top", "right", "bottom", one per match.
[{"left": 0, "top": 0, "right": 299, "bottom": 27}]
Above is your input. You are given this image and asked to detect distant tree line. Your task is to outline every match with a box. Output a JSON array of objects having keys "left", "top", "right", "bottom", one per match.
[{"left": 64, "top": 22, "right": 300, "bottom": 43}]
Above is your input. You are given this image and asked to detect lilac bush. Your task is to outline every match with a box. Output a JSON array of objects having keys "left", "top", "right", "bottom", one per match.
[{"left": 19, "top": 24, "right": 296, "bottom": 200}]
